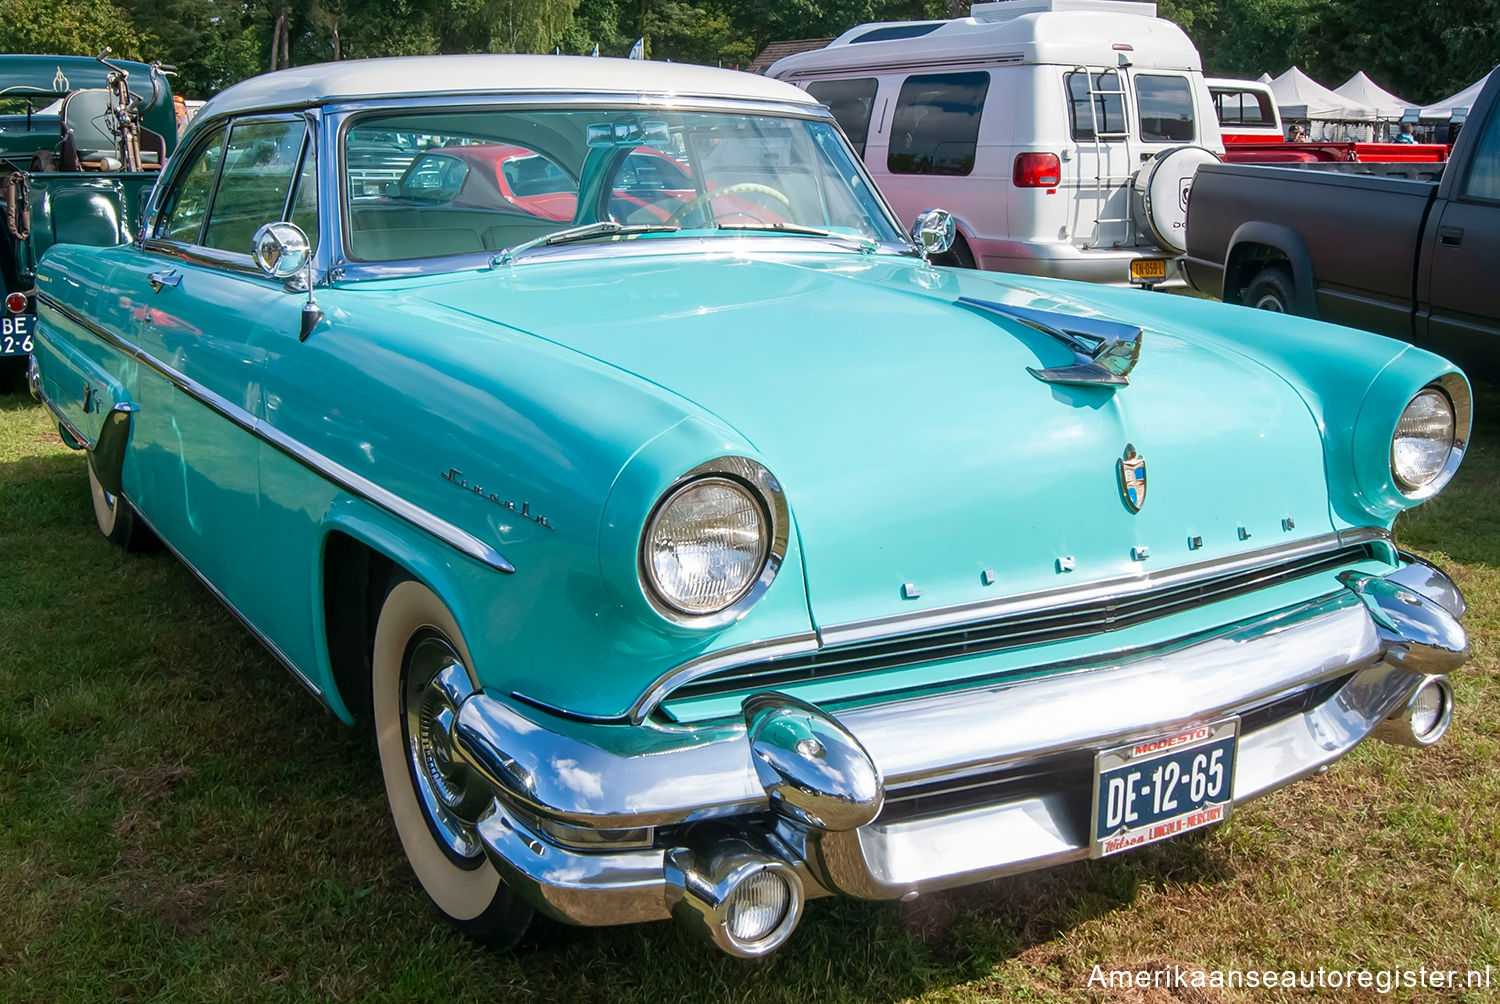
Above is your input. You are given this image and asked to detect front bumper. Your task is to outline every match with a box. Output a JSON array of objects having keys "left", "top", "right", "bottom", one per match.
[{"left": 451, "top": 559, "right": 1466, "bottom": 940}]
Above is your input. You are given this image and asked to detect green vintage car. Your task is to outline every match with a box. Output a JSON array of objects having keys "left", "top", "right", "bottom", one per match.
[{"left": 29, "top": 55, "right": 1470, "bottom": 957}]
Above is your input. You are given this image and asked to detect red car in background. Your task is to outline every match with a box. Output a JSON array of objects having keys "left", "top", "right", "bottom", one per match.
[{"left": 388, "top": 143, "right": 773, "bottom": 224}]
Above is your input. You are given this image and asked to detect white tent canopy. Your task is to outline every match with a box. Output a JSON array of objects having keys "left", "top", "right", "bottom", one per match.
[
  {"left": 1334, "top": 71, "right": 1412, "bottom": 119},
  {"left": 1420, "top": 71, "right": 1492, "bottom": 120},
  {"left": 1270, "top": 65, "right": 1373, "bottom": 120},
  {"left": 1255, "top": 72, "right": 1272, "bottom": 83}
]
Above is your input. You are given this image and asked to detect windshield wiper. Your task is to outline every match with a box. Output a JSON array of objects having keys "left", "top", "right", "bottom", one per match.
[
  {"left": 714, "top": 222, "right": 880, "bottom": 251},
  {"left": 491, "top": 221, "right": 679, "bottom": 266}
]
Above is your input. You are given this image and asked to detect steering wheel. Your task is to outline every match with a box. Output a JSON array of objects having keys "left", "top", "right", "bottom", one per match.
[{"left": 665, "top": 182, "right": 793, "bottom": 226}]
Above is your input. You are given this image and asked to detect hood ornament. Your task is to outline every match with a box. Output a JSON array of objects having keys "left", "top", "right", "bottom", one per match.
[
  {"left": 956, "top": 297, "right": 1142, "bottom": 387},
  {"left": 1119, "top": 444, "right": 1147, "bottom": 512}
]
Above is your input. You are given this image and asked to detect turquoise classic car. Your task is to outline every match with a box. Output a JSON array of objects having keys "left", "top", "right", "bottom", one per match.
[{"left": 28, "top": 55, "right": 1471, "bottom": 958}]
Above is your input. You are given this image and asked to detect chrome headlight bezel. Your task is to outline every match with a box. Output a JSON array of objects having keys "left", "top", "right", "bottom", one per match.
[
  {"left": 1390, "top": 374, "right": 1470, "bottom": 500},
  {"left": 638, "top": 457, "right": 788, "bottom": 628}
]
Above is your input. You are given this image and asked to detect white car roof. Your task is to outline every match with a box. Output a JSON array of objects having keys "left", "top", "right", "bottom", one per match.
[
  {"left": 195, "top": 54, "right": 820, "bottom": 120},
  {"left": 769, "top": 0, "right": 1201, "bottom": 79}
]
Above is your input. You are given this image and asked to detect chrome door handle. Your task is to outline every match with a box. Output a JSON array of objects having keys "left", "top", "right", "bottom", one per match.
[{"left": 147, "top": 269, "right": 181, "bottom": 292}]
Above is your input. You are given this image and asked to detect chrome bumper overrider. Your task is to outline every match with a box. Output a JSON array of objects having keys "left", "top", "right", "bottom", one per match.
[{"left": 450, "top": 562, "right": 1467, "bottom": 950}]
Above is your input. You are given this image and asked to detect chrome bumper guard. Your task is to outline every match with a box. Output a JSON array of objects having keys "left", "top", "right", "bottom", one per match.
[{"left": 452, "top": 561, "right": 1466, "bottom": 940}]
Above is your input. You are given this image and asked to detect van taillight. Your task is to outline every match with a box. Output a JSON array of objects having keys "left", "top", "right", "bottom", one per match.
[
  {"left": 1013, "top": 153, "right": 1061, "bottom": 188},
  {"left": 4, "top": 292, "right": 26, "bottom": 314}
]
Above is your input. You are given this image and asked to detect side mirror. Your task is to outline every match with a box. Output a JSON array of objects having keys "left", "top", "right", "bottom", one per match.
[
  {"left": 383, "top": 182, "right": 400, "bottom": 197},
  {"left": 251, "top": 221, "right": 311, "bottom": 280},
  {"left": 911, "top": 209, "right": 956, "bottom": 256},
  {"left": 251, "top": 221, "right": 323, "bottom": 341}
]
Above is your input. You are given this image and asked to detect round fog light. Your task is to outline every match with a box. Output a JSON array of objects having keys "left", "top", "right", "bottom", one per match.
[
  {"left": 1409, "top": 679, "right": 1449, "bottom": 741},
  {"left": 725, "top": 869, "right": 791, "bottom": 944}
]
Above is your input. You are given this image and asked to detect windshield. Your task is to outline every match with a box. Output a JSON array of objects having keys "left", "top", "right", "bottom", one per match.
[{"left": 343, "top": 106, "right": 904, "bottom": 263}]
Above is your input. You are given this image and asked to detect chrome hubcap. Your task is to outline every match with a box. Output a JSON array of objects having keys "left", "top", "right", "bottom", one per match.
[{"left": 403, "top": 634, "right": 486, "bottom": 862}]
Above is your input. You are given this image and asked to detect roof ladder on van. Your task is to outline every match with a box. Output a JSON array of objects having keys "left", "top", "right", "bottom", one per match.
[{"left": 1079, "top": 66, "right": 1134, "bottom": 250}]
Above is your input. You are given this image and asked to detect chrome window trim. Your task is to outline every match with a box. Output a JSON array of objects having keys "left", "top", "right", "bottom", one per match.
[
  {"left": 35, "top": 290, "right": 516, "bottom": 575},
  {"left": 326, "top": 94, "right": 916, "bottom": 280},
  {"left": 614, "top": 528, "right": 1397, "bottom": 723}
]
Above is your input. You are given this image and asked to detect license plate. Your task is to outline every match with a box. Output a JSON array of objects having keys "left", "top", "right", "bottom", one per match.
[
  {"left": 1091, "top": 718, "right": 1237, "bottom": 856},
  {"left": 1130, "top": 258, "right": 1168, "bottom": 282},
  {"left": 1, "top": 314, "right": 36, "bottom": 356}
]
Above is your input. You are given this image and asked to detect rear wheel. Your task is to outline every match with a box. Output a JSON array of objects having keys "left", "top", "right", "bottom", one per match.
[
  {"left": 87, "top": 455, "right": 155, "bottom": 551},
  {"left": 1243, "top": 266, "right": 1296, "bottom": 314},
  {"left": 931, "top": 232, "right": 977, "bottom": 269},
  {"left": 372, "top": 578, "right": 534, "bottom": 949}
]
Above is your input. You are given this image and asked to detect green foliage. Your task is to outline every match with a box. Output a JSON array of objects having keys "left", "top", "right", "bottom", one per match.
[
  {"left": 8, "top": 0, "right": 1500, "bottom": 103},
  {"left": 0, "top": 0, "right": 148, "bottom": 61}
]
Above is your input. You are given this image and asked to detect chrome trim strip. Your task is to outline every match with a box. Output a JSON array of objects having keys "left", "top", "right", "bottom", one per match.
[
  {"left": 128, "top": 503, "right": 326, "bottom": 701},
  {"left": 36, "top": 290, "right": 516, "bottom": 574},
  {"left": 817, "top": 530, "right": 1390, "bottom": 648},
  {"left": 623, "top": 530, "right": 1396, "bottom": 722}
]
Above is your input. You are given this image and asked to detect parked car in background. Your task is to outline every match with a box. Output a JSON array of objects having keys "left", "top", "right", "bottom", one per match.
[
  {"left": 1208, "top": 77, "right": 1447, "bottom": 165},
  {"left": 0, "top": 53, "right": 176, "bottom": 392},
  {"left": 30, "top": 54, "right": 1471, "bottom": 960},
  {"left": 768, "top": 0, "right": 1225, "bottom": 286},
  {"left": 1185, "top": 65, "right": 1500, "bottom": 367}
]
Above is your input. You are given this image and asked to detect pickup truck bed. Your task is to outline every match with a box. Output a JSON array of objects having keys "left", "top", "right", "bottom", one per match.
[{"left": 1184, "top": 64, "right": 1500, "bottom": 368}]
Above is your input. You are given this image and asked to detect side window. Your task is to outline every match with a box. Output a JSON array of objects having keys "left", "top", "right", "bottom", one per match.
[
  {"left": 1214, "top": 89, "right": 1274, "bottom": 127},
  {"left": 202, "top": 118, "right": 307, "bottom": 254},
  {"left": 1460, "top": 107, "right": 1500, "bottom": 201},
  {"left": 1136, "top": 75, "right": 1196, "bottom": 143},
  {"left": 807, "top": 78, "right": 879, "bottom": 157},
  {"left": 887, "top": 72, "right": 989, "bottom": 176},
  {"left": 156, "top": 124, "right": 226, "bottom": 243},
  {"left": 1067, "top": 70, "right": 1126, "bottom": 142}
]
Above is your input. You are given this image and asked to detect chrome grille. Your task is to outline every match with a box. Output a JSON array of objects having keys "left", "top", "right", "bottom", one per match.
[{"left": 665, "top": 543, "right": 1379, "bottom": 705}]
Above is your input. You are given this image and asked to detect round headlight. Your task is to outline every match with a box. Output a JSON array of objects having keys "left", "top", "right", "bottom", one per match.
[
  {"left": 1391, "top": 388, "right": 1455, "bottom": 492},
  {"left": 644, "top": 477, "right": 769, "bottom": 616}
]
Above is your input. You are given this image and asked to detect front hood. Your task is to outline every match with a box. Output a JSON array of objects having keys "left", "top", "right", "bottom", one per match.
[{"left": 426, "top": 250, "right": 1335, "bottom": 630}]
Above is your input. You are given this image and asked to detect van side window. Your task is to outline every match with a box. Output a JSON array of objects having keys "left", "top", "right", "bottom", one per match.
[
  {"left": 1136, "top": 75, "right": 1196, "bottom": 143},
  {"left": 1066, "top": 71, "right": 1126, "bottom": 142},
  {"left": 888, "top": 72, "right": 989, "bottom": 176},
  {"left": 807, "top": 78, "right": 879, "bottom": 157}
]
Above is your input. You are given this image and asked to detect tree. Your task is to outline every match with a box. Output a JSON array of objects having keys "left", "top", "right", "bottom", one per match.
[{"left": 0, "top": 0, "right": 149, "bottom": 60}]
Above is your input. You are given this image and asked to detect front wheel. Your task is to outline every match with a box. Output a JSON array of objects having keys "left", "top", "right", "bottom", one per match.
[
  {"left": 372, "top": 578, "right": 534, "bottom": 948},
  {"left": 930, "top": 232, "right": 977, "bottom": 269}
]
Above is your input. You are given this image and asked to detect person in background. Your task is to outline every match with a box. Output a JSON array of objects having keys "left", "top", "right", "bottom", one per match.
[
  {"left": 1288, "top": 123, "right": 1308, "bottom": 142},
  {"left": 1394, "top": 121, "right": 1416, "bottom": 143}
]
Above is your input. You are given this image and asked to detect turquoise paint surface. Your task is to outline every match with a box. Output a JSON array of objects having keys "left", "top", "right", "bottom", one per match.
[{"left": 34, "top": 240, "right": 1463, "bottom": 722}]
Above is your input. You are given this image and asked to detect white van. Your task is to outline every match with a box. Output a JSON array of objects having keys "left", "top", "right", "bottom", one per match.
[{"left": 768, "top": 0, "right": 1224, "bottom": 284}]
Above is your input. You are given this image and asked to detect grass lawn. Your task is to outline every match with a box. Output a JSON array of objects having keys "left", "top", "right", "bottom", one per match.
[{"left": 0, "top": 379, "right": 1495, "bottom": 1003}]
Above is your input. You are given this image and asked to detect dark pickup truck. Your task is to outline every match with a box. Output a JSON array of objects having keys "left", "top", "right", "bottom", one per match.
[{"left": 1184, "top": 66, "right": 1500, "bottom": 366}]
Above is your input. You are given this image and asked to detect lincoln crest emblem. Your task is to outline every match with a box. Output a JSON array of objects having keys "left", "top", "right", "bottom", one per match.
[{"left": 1118, "top": 444, "right": 1146, "bottom": 512}]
